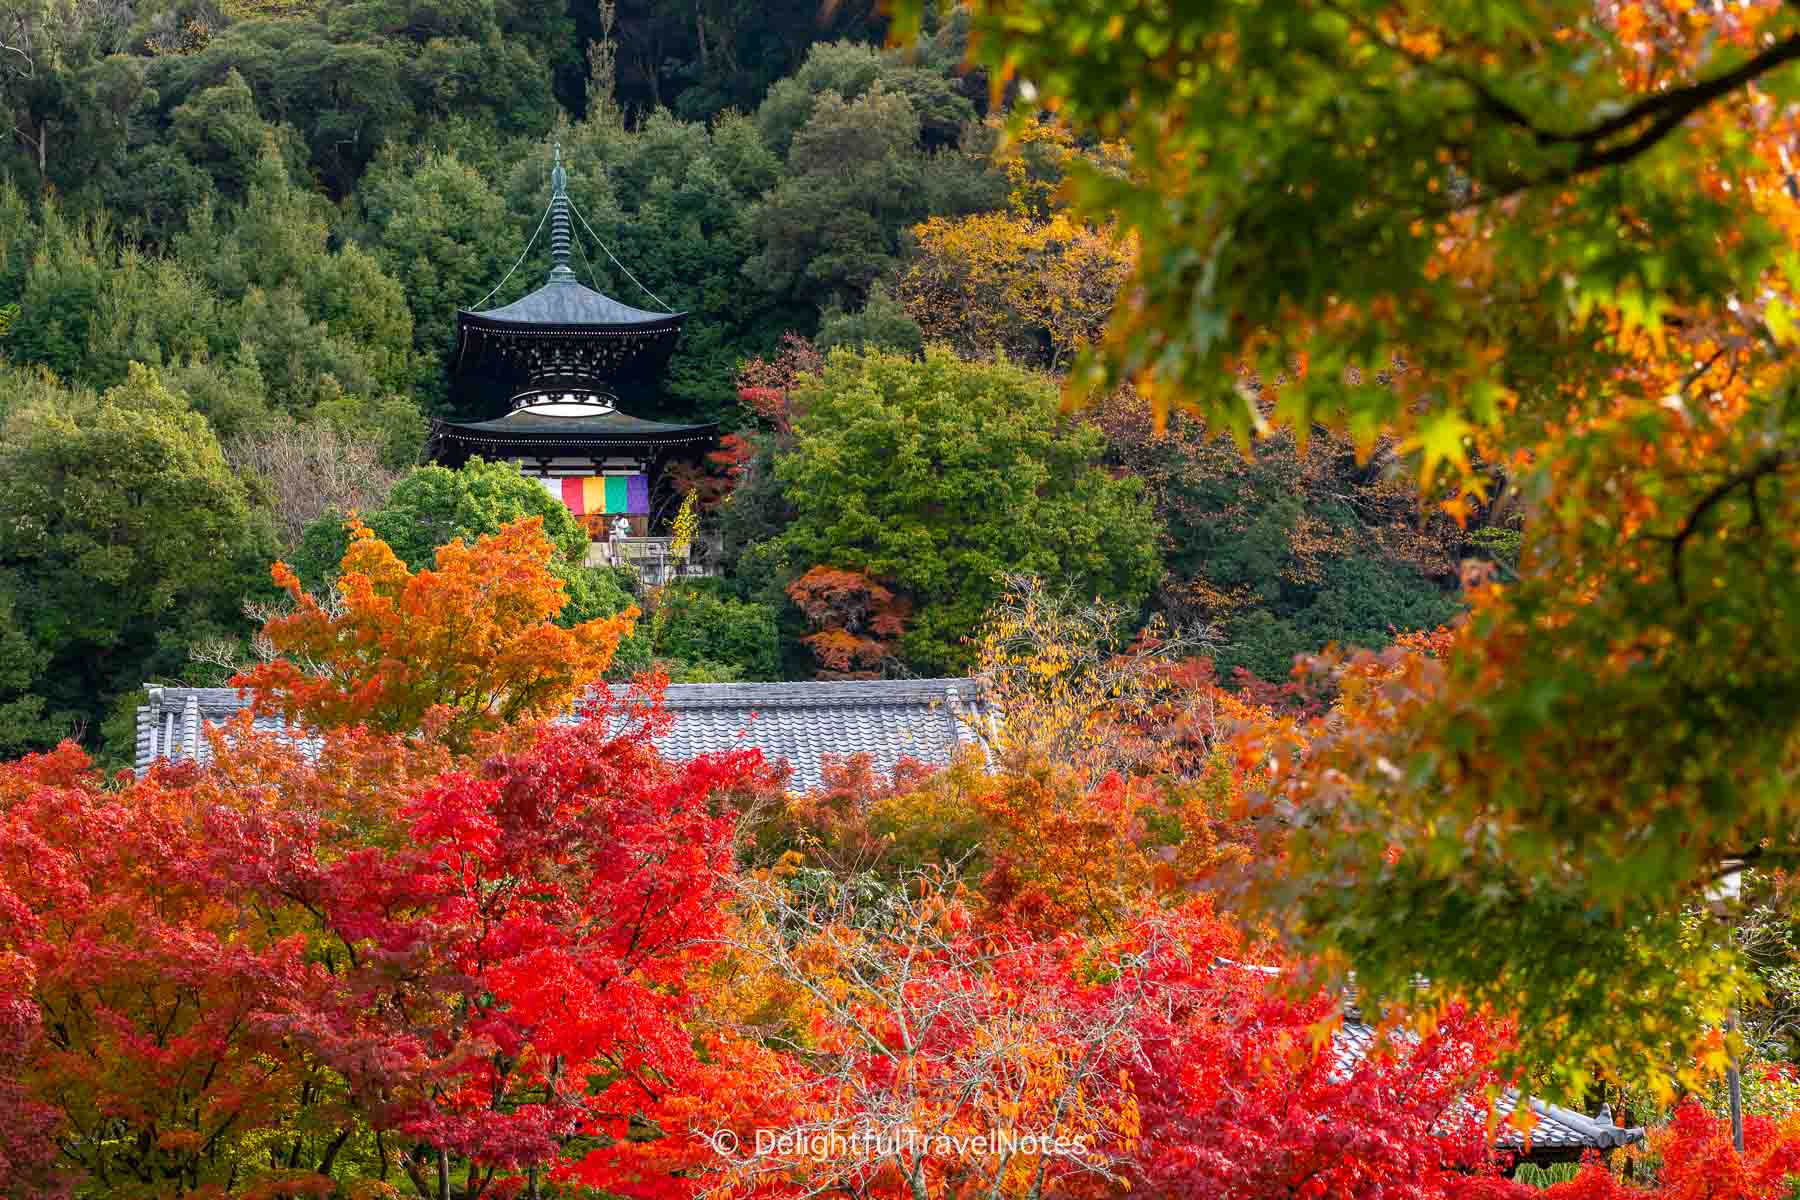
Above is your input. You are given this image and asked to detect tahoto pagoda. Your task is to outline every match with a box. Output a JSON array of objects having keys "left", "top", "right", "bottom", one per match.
[{"left": 426, "top": 146, "right": 717, "bottom": 554}]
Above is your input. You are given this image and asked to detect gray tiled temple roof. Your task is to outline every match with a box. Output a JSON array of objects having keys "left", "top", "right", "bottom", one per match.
[
  {"left": 1333, "top": 1017, "right": 1646, "bottom": 1161},
  {"left": 136, "top": 678, "right": 987, "bottom": 792}
]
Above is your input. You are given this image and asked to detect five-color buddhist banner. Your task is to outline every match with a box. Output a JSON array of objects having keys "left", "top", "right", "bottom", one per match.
[{"left": 537, "top": 474, "right": 649, "bottom": 516}]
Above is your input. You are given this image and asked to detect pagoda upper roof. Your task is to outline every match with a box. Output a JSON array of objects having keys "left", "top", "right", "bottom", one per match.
[
  {"left": 455, "top": 144, "right": 687, "bottom": 351},
  {"left": 459, "top": 278, "right": 686, "bottom": 334}
]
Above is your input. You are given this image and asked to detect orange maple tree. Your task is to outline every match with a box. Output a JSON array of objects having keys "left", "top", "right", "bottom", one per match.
[{"left": 235, "top": 516, "right": 635, "bottom": 748}]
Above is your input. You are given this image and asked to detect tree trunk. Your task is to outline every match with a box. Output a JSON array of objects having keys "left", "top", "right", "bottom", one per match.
[
  {"left": 1728, "top": 1010, "right": 1745, "bottom": 1153},
  {"left": 318, "top": 1127, "right": 352, "bottom": 1176},
  {"left": 400, "top": 1149, "right": 433, "bottom": 1200}
]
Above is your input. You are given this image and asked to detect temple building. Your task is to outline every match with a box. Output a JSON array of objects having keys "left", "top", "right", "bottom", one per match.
[{"left": 426, "top": 147, "right": 717, "bottom": 573}]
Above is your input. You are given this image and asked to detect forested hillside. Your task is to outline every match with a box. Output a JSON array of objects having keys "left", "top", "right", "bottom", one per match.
[{"left": 0, "top": 0, "right": 1488, "bottom": 762}]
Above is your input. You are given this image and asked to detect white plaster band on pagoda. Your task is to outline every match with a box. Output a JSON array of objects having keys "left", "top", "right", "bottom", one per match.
[{"left": 509, "top": 391, "right": 619, "bottom": 415}]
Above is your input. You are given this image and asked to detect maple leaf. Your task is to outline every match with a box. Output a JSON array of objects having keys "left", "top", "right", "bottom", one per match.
[{"left": 1401, "top": 409, "right": 1476, "bottom": 492}]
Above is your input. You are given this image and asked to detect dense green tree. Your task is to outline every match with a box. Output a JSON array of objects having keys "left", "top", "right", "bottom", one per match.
[
  {"left": 309, "top": 384, "right": 427, "bottom": 470},
  {"left": 98, "top": 141, "right": 217, "bottom": 246},
  {"left": 748, "top": 80, "right": 1003, "bottom": 313},
  {"left": 136, "top": 11, "right": 553, "bottom": 196},
  {"left": 178, "top": 150, "right": 412, "bottom": 383},
  {"left": 162, "top": 348, "right": 276, "bottom": 442},
  {"left": 0, "top": 584, "right": 61, "bottom": 755},
  {"left": 752, "top": 38, "right": 976, "bottom": 157},
  {"left": 0, "top": 180, "right": 36, "bottom": 300},
  {"left": 816, "top": 283, "right": 925, "bottom": 357},
  {"left": 770, "top": 348, "right": 1160, "bottom": 673},
  {"left": 356, "top": 146, "right": 512, "bottom": 412},
  {"left": 1216, "top": 557, "right": 1462, "bottom": 682},
  {"left": 746, "top": 86, "right": 999, "bottom": 310},
  {"left": 595, "top": 1, "right": 887, "bottom": 121},
  {"left": 652, "top": 579, "right": 779, "bottom": 679},
  {"left": 82, "top": 250, "right": 228, "bottom": 390},
  {"left": 0, "top": 364, "right": 277, "bottom": 758},
  {"left": 1089, "top": 393, "right": 1470, "bottom": 682},
  {"left": 7, "top": 203, "right": 113, "bottom": 381},
  {"left": 0, "top": 0, "right": 145, "bottom": 196},
  {"left": 126, "top": 147, "right": 425, "bottom": 426},
  {"left": 228, "top": 285, "right": 386, "bottom": 412},
  {"left": 0, "top": 0, "right": 902, "bottom": 214},
  {"left": 169, "top": 68, "right": 288, "bottom": 202},
  {"left": 0, "top": 158, "right": 423, "bottom": 439},
  {"left": 717, "top": 435, "right": 796, "bottom": 579}
]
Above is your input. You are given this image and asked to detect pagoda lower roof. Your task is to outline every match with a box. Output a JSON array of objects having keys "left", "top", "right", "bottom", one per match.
[{"left": 430, "top": 407, "right": 717, "bottom": 452}]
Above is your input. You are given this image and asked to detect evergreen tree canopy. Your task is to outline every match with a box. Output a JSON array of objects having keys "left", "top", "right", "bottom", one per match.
[
  {"left": 774, "top": 347, "right": 1161, "bottom": 673},
  {"left": 0, "top": 364, "right": 275, "bottom": 759}
]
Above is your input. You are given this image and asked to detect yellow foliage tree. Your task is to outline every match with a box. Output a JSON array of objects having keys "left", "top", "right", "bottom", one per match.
[
  {"left": 898, "top": 211, "right": 1133, "bottom": 371},
  {"left": 986, "top": 111, "right": 1130, "bottom": 221},
  {"left": 963, "top": 574, "right": 1260, "bottom": 931}
]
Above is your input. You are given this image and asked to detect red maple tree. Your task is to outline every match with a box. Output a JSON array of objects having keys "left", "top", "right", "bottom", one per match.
[
  {"left": 1128, "top": 977, "right": 1518, "bottom": 1200},
  {"left": 786, "top": 566, "right": 911, "bottom": 679},
  {"left": 0, "top": 525, "right": 762, "bottom": 1198}
]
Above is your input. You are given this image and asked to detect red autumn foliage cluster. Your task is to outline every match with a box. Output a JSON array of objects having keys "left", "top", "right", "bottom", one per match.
[
  {"left": 0, "top": 519, "right": 1753, "bottom": 1199},
  {"left": 708, "top": 877, "right": 1523, "bottom": 1200},
  {"left": 785, "top": 564, "right": 911, "bottom": 678},
  {"left": 735, "top": 332, "right": 823, "bottom": 439},
  {"left": 1129, "top": 981, "right": 1515, "bottom": 1200},
  {"left": 0, "top": 689, "right": 759, "bottom": 1196},
  {"left": 666, "top": 432, "right": 755, "bottom": 510}
]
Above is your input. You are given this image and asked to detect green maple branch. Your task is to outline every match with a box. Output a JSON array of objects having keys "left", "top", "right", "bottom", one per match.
[
  {"left": 1327, "top": 0, "right": 1800, "bottom": 195},
  {"left": 1552, "top": 31, "right": 1800, "bottom": 175},
  {"left": 1659, "top": 448, "right": 1800, "bottom": 605}
]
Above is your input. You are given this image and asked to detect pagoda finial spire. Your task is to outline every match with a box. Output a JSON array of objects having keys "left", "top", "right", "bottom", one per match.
[{"left": 548, "top": 142, "right": 575, "bottom": 284}]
